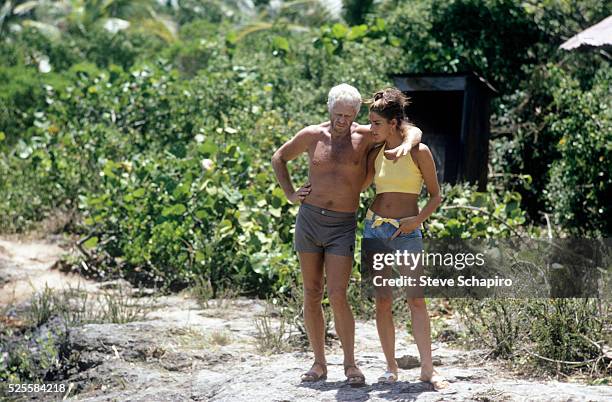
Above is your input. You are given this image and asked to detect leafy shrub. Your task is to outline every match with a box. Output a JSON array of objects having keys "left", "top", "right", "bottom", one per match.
[
  {"left": 455, "top": 299, "right": 526, "bottom": 357},
  {"left": 527, "top": 299, "right": 607, "bottom": 373},
  {"left": 425, "top": 183, "right": 532, "bottom": 238},
  {"left": 428, "top": 0, "right": 542, "bottom": 93},
  {"left": 384, "top": 0, "right": 542, "bottom": 93},
  {"left": 0, "top": 66, "right": 49, "bottom": 146},
  {"left": 490, "top": 64, "right": 611, "bottom": 234},
  {"left": 545, "top": 68, "right": 611, "bottom": 236}
]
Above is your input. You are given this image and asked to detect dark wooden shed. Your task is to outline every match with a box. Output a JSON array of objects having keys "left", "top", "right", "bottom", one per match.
[{"left": 392, "top": 72, "right": 497, "bottom": 191}]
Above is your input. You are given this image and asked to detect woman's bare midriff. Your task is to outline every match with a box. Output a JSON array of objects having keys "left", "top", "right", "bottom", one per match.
[{"left": 370, "top": 192, "right": 420, "bottom": 218}]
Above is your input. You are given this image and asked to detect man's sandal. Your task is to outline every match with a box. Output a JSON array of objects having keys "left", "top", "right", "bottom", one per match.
[
  {"left": 344, "top": 364, "right": 366, "bottom": 387},
  {"left": 301, "top": 362, "right": 327, "bottom": 382},
  {"left": 377, "top": 370, "right": 398, "bottom": 384}
]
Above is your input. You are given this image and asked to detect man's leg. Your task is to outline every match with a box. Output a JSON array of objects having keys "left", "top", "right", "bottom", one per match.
[
  {"left": 299, "top": 252, "right": 326, "bottom": 377},
  {"left": 324, "top": 253, "right": 363, "bottom": 382}
]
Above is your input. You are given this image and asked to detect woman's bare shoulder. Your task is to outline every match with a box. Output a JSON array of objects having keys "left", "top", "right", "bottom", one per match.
[
  {"left": 414, "top": 143, "right": 432, "bottom": 155},
  {"left": 410, "top": 143, "right": 433, "bottom": 168}
]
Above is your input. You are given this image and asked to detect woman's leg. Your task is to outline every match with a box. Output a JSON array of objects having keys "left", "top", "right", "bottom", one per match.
[
  {"left": 408, "top": 296, "right": 449, "bottom": 389},
  {"left": 376, "top": 295, "right": 398, "bottom": 373},
  {"left": 366, "top": 218, "right": 398, "bottom": 379},
  {"left": 407, "top": 297, "right": 433, "bottom": 379}
]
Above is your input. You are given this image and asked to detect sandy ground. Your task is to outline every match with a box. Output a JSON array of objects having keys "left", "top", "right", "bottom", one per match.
[{"left": 1, "top": 237, "right": 611, "bottom": 401}]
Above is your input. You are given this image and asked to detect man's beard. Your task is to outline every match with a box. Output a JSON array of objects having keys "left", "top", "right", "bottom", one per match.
[{"left": 331, "top": 120, "right": 352, "bottom": 135}]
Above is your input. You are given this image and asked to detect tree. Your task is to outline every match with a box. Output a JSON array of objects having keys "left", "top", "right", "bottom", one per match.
[
  {"left": 343, "top": 0, "right": 374, "bottom": 25},
  {"left": 1, "top": 0, "right": 177, "bottom": 42},
  {"left": 235, "top": 0, "right": 337, "bottom": 42}
]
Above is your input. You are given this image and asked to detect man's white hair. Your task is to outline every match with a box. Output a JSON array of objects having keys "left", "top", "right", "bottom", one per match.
[{"left": 327, "top": 83, "right": 361, "bottom": 114}]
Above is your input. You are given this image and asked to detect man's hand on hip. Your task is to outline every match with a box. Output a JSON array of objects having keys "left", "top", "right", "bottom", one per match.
[{"left": 289, "top": 182, "right": 311, "bottom": 204}]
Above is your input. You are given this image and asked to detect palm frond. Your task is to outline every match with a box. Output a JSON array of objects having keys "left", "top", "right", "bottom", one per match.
[
  {"left": 22, "top": 18, "right": 61, "bottom": 40},
  {"left": 235, "top": 21, "right": 273, "bottom": 42},
  {"left": 13, "top": 1, "right": 40, "bottom": 15},
  {"left": 134, "top": 18, "right": 177, "bottom": 43}
]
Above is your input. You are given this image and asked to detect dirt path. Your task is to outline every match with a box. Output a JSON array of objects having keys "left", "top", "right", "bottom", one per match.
[
  {"left": 1, "top": 237, "right": 611, "bottom": 401},
  {"left": 0, "top": 237, "right": 99, "bottom": 306}
]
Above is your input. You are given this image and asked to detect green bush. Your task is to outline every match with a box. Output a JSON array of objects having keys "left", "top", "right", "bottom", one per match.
[
  {"left": 527, "top": 299, "right": 606, "bottom": 373},
  {"left": 0, "top": 66, "right": 49, "bottom": 146},
  {"left": 383, "top": 0, "right": 542, "bottom": 93},
  {"left": 79, "top": 144, "right": 299, "bottom": 294},
  {"left": 425, "top": 183, "right": 532, "bottom": 238},
  {"left": 490, "top": 64, "right": 611, "bottom": 235},
  {"left": 545, "top": 68, "right": 611, "bottom": 236},
  {"left": 429, "top": 0, "right": 542, "bottom": 93}
]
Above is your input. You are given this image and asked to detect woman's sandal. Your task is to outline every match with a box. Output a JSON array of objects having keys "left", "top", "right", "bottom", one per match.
[
  {"left": 377, "top": 370, "right": 398, "bottom": 384},
  {"left": 344, "top": 364, "right": 366, "bottom": 387},
  {"left": 301, "top": 362, "right": 327, "bottom": 382}
]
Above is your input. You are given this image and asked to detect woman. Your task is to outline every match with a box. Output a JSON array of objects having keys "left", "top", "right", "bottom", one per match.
[{"left": 362, "top": 88, "right": 447, "bottom": 389}]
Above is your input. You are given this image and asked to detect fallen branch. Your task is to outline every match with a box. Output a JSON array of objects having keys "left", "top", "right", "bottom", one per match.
[
  {"left": 520, "top": 348, "right": 601, "bottom": 367},
  {"left": 76, "top": 233, "right": 95, "bottom": 261}
]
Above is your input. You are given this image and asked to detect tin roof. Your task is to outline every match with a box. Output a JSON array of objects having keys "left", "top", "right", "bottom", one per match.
[{"left": 560, "top": 15, "right": 612, "bottom": 50}]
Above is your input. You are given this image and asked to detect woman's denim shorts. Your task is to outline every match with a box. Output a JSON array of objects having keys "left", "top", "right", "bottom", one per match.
[
  {"left": 363, "top": 217, "right": 424, "bottom": 254},
  {"left": 363, "top": 214, "right": 425, "bottom": 298}
]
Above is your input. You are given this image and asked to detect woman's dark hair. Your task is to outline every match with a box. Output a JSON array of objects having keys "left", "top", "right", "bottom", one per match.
[{"left": 367, "top": 87, "right": 411, "bottom": 125}]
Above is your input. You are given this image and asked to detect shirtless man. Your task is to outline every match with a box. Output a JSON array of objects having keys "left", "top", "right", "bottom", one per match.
[{"left": 271, "top": 84, "right": 421, "bottom": 385}]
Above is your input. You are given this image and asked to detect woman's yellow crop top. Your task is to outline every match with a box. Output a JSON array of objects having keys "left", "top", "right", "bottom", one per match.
[{"left": 373, "top": 145, "right": 423, "bottom": 194}]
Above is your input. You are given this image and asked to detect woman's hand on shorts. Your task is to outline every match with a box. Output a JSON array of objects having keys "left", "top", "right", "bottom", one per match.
[
  {"left": 289, "top": 182, "right": 311, "bottom": 204},
  {"left": 390, "top": 216, "right": 421, "bottom": 239}
]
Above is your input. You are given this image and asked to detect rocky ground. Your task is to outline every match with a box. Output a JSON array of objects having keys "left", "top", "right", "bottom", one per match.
[{"left": 1, "top": 236, "right": 611, "bottom": 402}]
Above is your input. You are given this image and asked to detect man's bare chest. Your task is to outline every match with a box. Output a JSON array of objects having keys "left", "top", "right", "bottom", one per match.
[{"left": 310, "top": 138, "right": 366, "bottom": 168}]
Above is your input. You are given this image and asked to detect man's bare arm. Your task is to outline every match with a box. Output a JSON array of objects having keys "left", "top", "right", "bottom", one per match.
[
  {"left": 362, "top": 145, "right": 381, "bottom": 191},
  {"left": 356, "top": 122, "right": 422, "bottom": 156},
  {"left": 385, "top": 123, "right": 422, "bottom": 159},
  {"left": 271, "top": 127, "right": 314, "bottom": 204}
]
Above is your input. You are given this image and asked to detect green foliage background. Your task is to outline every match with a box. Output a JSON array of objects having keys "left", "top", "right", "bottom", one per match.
[{"left": 0, "top": 0, "right": 610, "bottom": 293}]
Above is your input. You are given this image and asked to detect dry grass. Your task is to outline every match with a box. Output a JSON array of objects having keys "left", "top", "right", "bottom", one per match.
[
  {"left": 189, "top": 278, "right": 241, "bottom": 310},
  {"left": 190, "top": 276, "right": 214, "bottom": 308},
  {"left": 171, "top": 327, "right": 207, "bottom": 349},
  {"left": 208, "top": 329, "right": 232, "bottom": 346},
  {"left": 27, "top": 282, "right": 153, "bottom": 327},
  {"left": 253, "top": 301, "right": 292, "bottom": 354}
]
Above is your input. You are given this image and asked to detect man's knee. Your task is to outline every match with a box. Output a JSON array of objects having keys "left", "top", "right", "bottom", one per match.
[
  {"left": 407, "top": 297, "right": 426, "bottom": 309},
  {"left": 327, "top": 287, "right": 348, "bottom": 308},
  {"left": 303, "top": 286, "right": 324, "bottom": 307}
]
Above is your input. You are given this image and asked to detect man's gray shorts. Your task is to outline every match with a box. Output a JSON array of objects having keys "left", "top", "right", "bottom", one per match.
[{"left": 294, "top": 203, "right": 357, "bottom": 257}]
